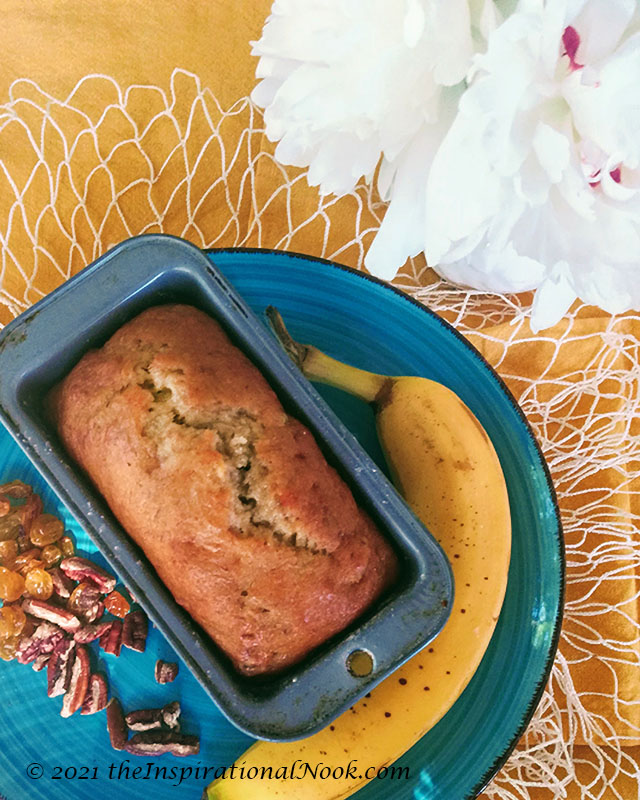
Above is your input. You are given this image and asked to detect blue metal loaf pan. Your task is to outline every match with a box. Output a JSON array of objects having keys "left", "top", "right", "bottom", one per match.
[{"left": 0, "top": 234, "right": 453, "bottom": 741}]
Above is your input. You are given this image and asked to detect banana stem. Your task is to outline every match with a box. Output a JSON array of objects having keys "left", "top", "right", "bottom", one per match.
[{"left": 266, "top": 306, "right": 389, "bottom": 404}]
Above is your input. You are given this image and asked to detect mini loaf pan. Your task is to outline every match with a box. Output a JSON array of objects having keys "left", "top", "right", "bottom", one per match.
[{"left": 0, "top": 234, "right": 453, "bottom": 741}]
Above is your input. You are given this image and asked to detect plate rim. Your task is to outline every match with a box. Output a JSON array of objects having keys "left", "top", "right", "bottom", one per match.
[{"left": 206, "top": 245, "right": 567, "bottom": 799}]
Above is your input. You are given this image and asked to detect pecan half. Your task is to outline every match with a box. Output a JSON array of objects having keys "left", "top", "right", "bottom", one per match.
[
  {"left": 22, "top": 599, "right": 81, "bottom": 632},
  {"left": 60, "top": 557, "right": 116, "bottom": 594},
  {"left": 61, "top": 645, "right": 90, "bottom": 717},
  {"left": 155, "top": 660, "right": 178, "bottom": 684},
  {"left": 106, "top": 698, "right": 128, "bottom": 750},
  {"left": 122, "top": 609, "right": 148, "bottom": 653},
  {"left": 162, "top": 701, "right": 181, "bottom": 730},
  {"left": 81, "top": 673, "right": 108, "bottom": 715},
  {"left": 125, "top": 707, "right": 163, "bottom": 732},
  {"left": 16, "top": 622, "right": 66, "bottom": 664},
  {"left": 124, "top": 730, "right": 199, "bottom": 757},
  {"left": 85, "top": 600, "right": 104, "bottom": 624},
  {"left": 74, "top": 621, "right": 112, "bottom": 644},
  {"left": 49, "top": 567, "right": 75, "bottom": 600},
  {"left": 101, "top": 619, "right": 123, "bottom": 656},
  {"left": 47, "top": 638, "right": 76, "bottom": 698},
  {"left": 98, "top": 622, "right": 113, "bottom": 649},
  {"left": 32, "top": 652, "right": 50, "bottom": 672}
]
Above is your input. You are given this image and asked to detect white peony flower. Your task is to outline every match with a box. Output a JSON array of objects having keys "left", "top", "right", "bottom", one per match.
[
  {"left": 251, "top": 0, "right": 501, "bottom": 210},
  {"left": 423, "top": 0, "right": 640, "bottom": 330},
  {"left": 252, "top": 0, "right": 640, "bottom": 330}
]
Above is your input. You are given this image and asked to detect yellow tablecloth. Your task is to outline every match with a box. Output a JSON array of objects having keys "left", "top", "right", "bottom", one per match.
[{"left": 1, "top": 2, "right": 639, "bottom": 797}]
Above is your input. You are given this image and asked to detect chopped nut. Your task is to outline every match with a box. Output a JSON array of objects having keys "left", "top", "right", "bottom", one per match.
[
  {"left": 74, "top": 621, "right": 112, "bottom": 644},
  {"left": 98, "top": 622, "right": 113, "bottom": 649},
  {"left": 61, "top": 646, "right": 90, "bottom": 717},
  {"left": 155, "top": 660, "right": 178, "bottom": 684},
  {"left": 125, "top": 707, "right": 164, "bottom": 732},
  {"left": 101, "top": 619, "right": 123, "bottom": 656},
  {"left": 162, "top": 701, "right": 181, "bottom": 730},
  {"left": 60, "top": 557, "right": 116, "bottom": 594},
  {"left": 124, "top": 730, "right": 199, "bottom": 757},
  {"left": 81, "top": 673, "right": 108, "bottom": 715},
  {"left": 47, "top": 638, "right": 76, "bottom": 698},
  {"left": 22, "top": 599, "right": 81, "bottom": 632},
  {"left": 106, "top": 698, "right": 128, "bottom": 750},
  {"left": 49, "top": 567, "right": 75, "bottom": 600},
  {"left": 32, "top": 652, "right": 51, "bottom": 672},
  {"left": 165, "top": 735, "right": 199, "bottom": 757},
  {"left": 122, "top": 609, "right": 148, "bottom": 653},
  {"left": 85, "top": 600, "right": 104, "bottom": 624},
  {"left": 16, "top": 622, "right": 66, "bottom": 664}
]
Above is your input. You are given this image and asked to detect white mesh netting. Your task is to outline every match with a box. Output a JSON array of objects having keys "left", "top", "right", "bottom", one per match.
[{"left": 1, "top": 69, "right": 639, "bottom": 798}]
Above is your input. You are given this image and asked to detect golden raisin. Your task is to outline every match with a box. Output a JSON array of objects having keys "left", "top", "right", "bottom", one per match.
[
  {"left": 104, "top": 591, "right": 130, "bottom": 618},
  {"left": 0, "top": 567, "right": 25, "bottom": 602},
  {"left": 0, "top": 605, "right": 26, "bottom": 638},
  {"left": 68, "top": 582, "right": 99, "bottom": 614},
  {"left": 0, "top": 514, "right": 21, "bottom": 542},
  {"left": 22, "top": 616, "right": 34, "bottom": 639},
  {"left": 59, "top": 536, "right": 75, "bottom": 558},
  {"left": 0, "top": 540, "right": 18, "bottom": 565},
  {"left": 29, "top": 513, "right": 64, "bottom": 547},
  {"left": 41, "top": 544, "right": 62, "bottom": 567},
  {"left": 18, "top": 493, "right": 43, "bottom": 535},
  {"left": 24, "top": 568, "right": 54, "bottom": 600},
  {"left": 0, "top": 495, "right": 10, "bottom": 517},
  {"left": 20, "top": 560, "right": 46, "bottom": 577},
  {"left": 8, "top": 548, "right": 41, "bottom": 572},
  {"left": 0, "top": 480, "right": 31, "bottom": 498},
  {"left": 0, "top": 635, "right": 21, "bottom": 661},
  {"left": 67, "top": 583, "right": 84, "bottom": 612}
]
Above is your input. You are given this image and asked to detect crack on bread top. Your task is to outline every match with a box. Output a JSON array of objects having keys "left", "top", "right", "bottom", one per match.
[{"left": 137, "top": 366, "right": 326, "bottom": 555}]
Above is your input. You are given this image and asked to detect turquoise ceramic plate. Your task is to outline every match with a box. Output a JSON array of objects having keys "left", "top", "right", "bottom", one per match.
[{"left": 0, "top": 248, "right": 563, "bottom": 800}]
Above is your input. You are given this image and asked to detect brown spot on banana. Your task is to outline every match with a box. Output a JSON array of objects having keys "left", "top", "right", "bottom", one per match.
[{"left": 373, "top": 377, "right": 396, "bottom": 410}]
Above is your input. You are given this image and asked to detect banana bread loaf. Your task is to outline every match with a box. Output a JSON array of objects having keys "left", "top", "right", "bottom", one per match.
[{"left": 49, "top": 304, "right": 397, "bottom": 675}]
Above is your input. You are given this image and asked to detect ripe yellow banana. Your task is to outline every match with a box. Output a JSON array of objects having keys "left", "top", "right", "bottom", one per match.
[{"left": 206, "top": 310, "right": 511, "bottom": 800}]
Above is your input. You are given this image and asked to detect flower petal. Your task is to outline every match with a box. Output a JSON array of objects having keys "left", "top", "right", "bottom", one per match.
[
  {"left": 530, "top": 265, "right": 577, "bottom": 332},
  {"left": 570, "top": 0, "right": 637, "bottom": 65},
  {"left": 533, "top": 122, "right": 571, "bottom": 183},
  {"left": 366, "top": 105, "right": 456, "bottom": 278},
  {"left": 435, "top": 242, "right": 548, "bottom": 293}
]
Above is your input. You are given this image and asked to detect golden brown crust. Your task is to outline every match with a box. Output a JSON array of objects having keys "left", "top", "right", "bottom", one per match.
[{"left": 50, "top": 304, "right": 397, "bottom": 675}]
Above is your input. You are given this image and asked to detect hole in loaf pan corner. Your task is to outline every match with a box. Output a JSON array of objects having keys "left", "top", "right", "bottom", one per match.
[{"left": 346, "top": 649, "right": 375, "bottom": 678}]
